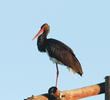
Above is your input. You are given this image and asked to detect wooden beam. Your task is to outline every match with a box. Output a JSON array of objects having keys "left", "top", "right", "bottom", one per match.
[
  {"left": 105, "top": 76, "right": 110, "bottom": 100},
  {"left": 25, "top": 82, "right": 105, "bottom": 100}
]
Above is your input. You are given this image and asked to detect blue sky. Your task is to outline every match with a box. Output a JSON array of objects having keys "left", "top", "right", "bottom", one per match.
[{"left": 0, "top": 0, "right": 110, "bottom": 100}]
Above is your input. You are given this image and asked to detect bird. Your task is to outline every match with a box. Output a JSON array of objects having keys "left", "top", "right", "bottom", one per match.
[{"left": 32, "top": 23, "right": 83, "bottom": 87}]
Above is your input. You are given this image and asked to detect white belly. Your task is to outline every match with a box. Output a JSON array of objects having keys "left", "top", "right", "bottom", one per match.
[
  {"left": 46, "top": 49, "right": 63, "bottom": 64},
  {"left": 49, "top": 56, "right": 63, "bottom": 64}
]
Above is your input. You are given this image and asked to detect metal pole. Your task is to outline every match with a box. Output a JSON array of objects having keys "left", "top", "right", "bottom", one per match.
[{"left": 105, "top": 76, "right": 110, "bottom": 100}]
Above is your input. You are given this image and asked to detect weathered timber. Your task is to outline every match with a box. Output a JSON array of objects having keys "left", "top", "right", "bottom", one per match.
[{"left": 25, "top": 82, "right": 105, "bottom": 100}]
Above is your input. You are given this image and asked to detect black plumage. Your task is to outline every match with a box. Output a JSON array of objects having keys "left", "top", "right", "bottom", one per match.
[{"left": 32, "top": 23, "right": 83, "bottom": 87}]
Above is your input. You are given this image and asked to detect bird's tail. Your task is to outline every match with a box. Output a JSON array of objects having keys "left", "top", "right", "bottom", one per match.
[{"left": 72, "top": 64, "right": 83, "bottom": 76}]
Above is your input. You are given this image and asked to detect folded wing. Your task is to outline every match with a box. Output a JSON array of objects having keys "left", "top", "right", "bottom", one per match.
[{"left": 45, "top": 39, "right": 83, "bottom": 76}]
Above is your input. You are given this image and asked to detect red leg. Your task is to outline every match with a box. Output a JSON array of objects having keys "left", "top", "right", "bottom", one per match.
[{"left": 56, "top": 63, "right": 59, "bottom": 87}]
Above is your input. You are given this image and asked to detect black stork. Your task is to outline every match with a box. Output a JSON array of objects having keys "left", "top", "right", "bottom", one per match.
[{"left": 32, "top": 23, "right": 83, "bottom": 87}]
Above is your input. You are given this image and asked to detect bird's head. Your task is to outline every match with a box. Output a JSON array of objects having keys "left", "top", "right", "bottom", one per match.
[{"left": 32, "top": 23, "right": 50, "bottom": 40}]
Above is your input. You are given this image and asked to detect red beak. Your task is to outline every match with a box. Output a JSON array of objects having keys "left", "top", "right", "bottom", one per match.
[{"left": 32, "top": 27, "right": 44, "bottom": 40}]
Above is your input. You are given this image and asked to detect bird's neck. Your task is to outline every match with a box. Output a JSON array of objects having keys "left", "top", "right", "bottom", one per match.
[{"left": 37, "top": 31, "right": 48, "bottom": 52}]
